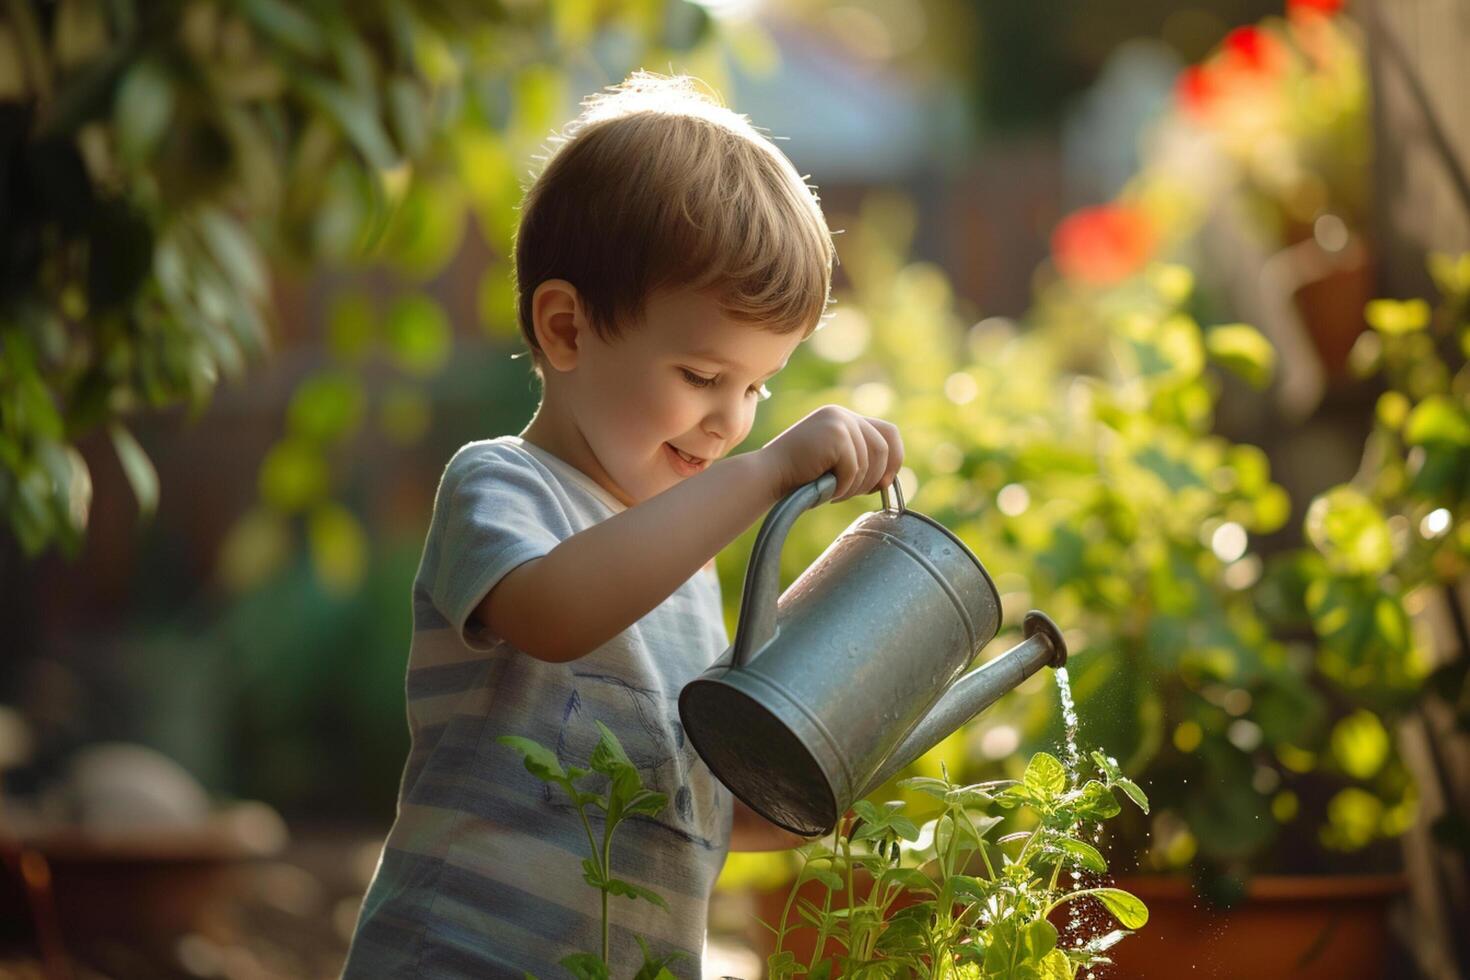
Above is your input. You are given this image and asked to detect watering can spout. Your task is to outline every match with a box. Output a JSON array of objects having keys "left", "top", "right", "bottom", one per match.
[{"left": 856, "top": 611, "right": 1068, "bottom": 800}]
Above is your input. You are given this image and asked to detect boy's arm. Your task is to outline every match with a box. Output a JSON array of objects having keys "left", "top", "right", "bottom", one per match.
[
  {"left": 476, "top": 451, "right": 781, "bottom": 664},
  {"left": 730, "top": 796, "right": 809, "bottom": 852}
]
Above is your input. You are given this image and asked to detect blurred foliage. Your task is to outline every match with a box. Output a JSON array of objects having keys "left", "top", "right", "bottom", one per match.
[
  {"left": 720, "top": 1, "right": 1434, "bottom": 896},
  {"left": 1263, "top": 254, "right": 1470, "bottom": 856},
  {"left": 0, "top": 0, "right": 776, "bottom": 592}
]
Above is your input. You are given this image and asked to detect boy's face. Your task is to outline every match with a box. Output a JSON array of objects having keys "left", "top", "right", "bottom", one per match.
[{"left": 556, "top": 286, "right": 804, "bottom": 507}]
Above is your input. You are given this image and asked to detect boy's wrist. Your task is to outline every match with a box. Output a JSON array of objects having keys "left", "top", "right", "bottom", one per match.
[{"left": 733, "top": 446, "right": 784, "bottom": 508}]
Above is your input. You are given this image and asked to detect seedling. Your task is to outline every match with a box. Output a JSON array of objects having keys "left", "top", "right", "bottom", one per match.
[
  {"left": 764, "top": 750, "right": 1151, "bottom": 979},
  {"left": 499, "top": 722, "right": 686, "bottom": 980}
]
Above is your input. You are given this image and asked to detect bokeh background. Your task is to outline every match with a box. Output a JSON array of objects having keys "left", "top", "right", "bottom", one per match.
[{"left": 1, "top": 0, "right": 1467, "bottom": 977}]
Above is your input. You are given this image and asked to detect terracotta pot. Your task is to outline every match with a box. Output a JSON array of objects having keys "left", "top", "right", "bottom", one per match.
[
  {"left": 748, "top": 871, "right": 1407, "bottom": 977},
  {"left": 0, "top": 826, "right": 269, "bottom": 957},
  {"left": 1098, "top": 873, "right": 1407, "bottom": 979}
]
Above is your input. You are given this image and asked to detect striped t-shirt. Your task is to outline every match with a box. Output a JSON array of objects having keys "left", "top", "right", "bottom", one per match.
[{"left": 342, "top": 436, "right": 735, "bottom": 978}]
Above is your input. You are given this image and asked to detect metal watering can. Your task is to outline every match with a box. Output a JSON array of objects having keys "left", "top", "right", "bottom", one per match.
[{"left": 679, "top": 472, "right": 1068, "bottom": 837}]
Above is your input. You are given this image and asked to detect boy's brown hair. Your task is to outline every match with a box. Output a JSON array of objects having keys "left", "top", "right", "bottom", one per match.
[{"left": 513, "top": 71, "right": 836, "bottom": 377}]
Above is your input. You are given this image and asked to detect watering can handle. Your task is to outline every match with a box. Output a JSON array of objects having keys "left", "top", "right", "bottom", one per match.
[{"left": 731, "top": 472, "right": 906, "bottom": 669}]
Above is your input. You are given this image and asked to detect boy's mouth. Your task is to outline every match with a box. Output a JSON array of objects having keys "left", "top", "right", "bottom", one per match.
[{"left": 664, "top": 442, "right": 708, "bottom": 474}]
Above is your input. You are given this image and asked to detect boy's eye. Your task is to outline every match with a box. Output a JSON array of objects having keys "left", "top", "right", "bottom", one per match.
[
  {"left": 680, "top": 368, "right": 772, "bottom": 401},
  {"left": 679, "top": 368, "right": 716, "bottom": 388}
]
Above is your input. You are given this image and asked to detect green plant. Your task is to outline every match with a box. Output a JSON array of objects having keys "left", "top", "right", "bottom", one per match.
[
  {"left": 764, "top": 751, "right": 1149, "bottom": 980},
  {"left": 1258, "top": 252, "right": 1470, "bottom": 855},
  {"left": 0, "top": 0, "right": 751, "bottom": 579},
  {"left": 1, "top": 0, "right": 475, "bottom": 555},
  {"left": 498, "top": 721, "right": 686, "bottom": 980}
]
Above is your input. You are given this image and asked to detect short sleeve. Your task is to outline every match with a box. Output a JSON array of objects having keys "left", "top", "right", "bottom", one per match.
[{"left": 426, "top": 445, "right": 566, "bottom": 651}]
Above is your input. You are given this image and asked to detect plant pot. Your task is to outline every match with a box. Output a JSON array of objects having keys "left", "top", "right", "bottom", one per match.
[
  {"left": 1099, "top": 873, "right": 1408, "bottom": 979},
  {"left": 746, "top": 870, "right": 1407, "bottom": 977},
  {"left": 0, "top": 815, "right": 280, "bottom": 960}
]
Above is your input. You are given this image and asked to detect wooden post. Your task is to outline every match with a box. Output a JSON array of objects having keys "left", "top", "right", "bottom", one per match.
[
  {"left": 1363, "top": 0, "right": 1470, "bottom": 298},
  {"left": 1362, "top": 2, "right": 1470, "bottom": 978}
]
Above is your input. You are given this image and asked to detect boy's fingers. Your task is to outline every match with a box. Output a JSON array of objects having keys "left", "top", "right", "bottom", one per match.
[
  {"left": 841, "top": 415, "right": 869, "bottom": 500},
  {"left": 863, "top": 417, "right": 902, "bottom": 492},
  {"left": 870, "top": 420, "right": 893, "bottom": 484},
  {"left": 862, "top": 422, "right": 889, "bottom": 495}
]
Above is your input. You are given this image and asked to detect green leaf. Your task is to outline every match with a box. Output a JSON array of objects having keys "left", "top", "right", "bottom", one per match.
[
  {"left": 1331, "top": 709, "right": 1390, "bottom": 780},
  {"left": 1115, "top": 777, "right": 1150, "bottom": 815},
  {"left": 383, "top": 293, "right": 451, "bottom": 377},
  {"left": 889, "top": 813, "right": 921, "bottom": 842},
  {"left": 1090, "top": 750, "right": 1122, "bottom": 779},
  {"left": 945, "top": 785, "right": 995, "bottom": 807},
  {"left": 581, "top": 857, "right": 605, "bottom": 889},
  {"left": 307, "top": 502, "right": 367, "bottom": 595},
  {"left": 590, "top": 720, "right": 636, "bottom": 775},
  {"left": 590, "top": 720, "right": 641, "bottom": 803},
  {"left": 387, "top": 73, "right": 429, "bottom": 158},
  {"left": 327, "top": 291, "right": 376, "bottom": 363},
  {"left": 630, "top": 936, "right": 691, "bottom": 980},
  {"left": 1428, "top": 251, "right": 1470, "bottom": 299},
  {"left": 198, "top": 209, "right": 268, "bottom": 302},
  {"left": 288, "top": 370, "right": 365, "bottom": 443},
  {"left": 623, "top": 790, "right": 667, "bottom": 818},
  {"left": 1091, "top": 888, "right": 1149, "bottom": 929},
  {"left": 947, "top": 873, "right": 992, "bottom": 903},
  {"left": 1304, "top": 486, "right": 1394, "bottom": 576},
  {"left": 258, "top": 438, "right": 329, "bottom": 511},
  {"left": 295, "top": 73, "right": 397, "bottom": 169},
  {"left": 1404, "top": 395, "right": 1470, "bottom": 447},
  {"left": 237, "top": 0, "right": 326, "bottom": 57},
  {"left": 558, "top": 953, "right": 609, "bottom": 980},
  {"left": 1026, "top": 919, "right": 1059, "bottom": 959},
  {"left": 897, "top": 776, "right": 951, "bottom": 800},
  {"left": 803, "top": 865, "right": 843, "bottom": 891},
  {"left": 1365, "top": 298, "right": 1430, "bottom": 335},
  {"left": 109, "top": 423, "right": 158, "bottom": 519},
  {"left": 767, "top": 950, "right": 799, "bottom": 980},
  {"left": 383, "top": 178, "right": 468, "bottom": 278},
  {"left": 1053, "top": 836, "right": 1107, "bottom": 873},
  {"left": 34, "top": 440, "right": 90, "bottom": 538},
  {"left": 1206, "top": 323, "right": 1276, "bottom": 388},
  {"left": 115, "top": 59, "right": 174, "bottom": 164},
  {"left": 1039, "top": 949, "right": 1073, "bottom": 980},
  {"left": 496, "top": 735, "right": 566, "bottom": 783},
  {"left": 794, "top": 896, "right": 832, "bottom": 930},
  {"left": 874, "top": 911, "right": 929, "bottom": 954},
  {"left": 1324, "top": 787, "right": 1383, "bottom": 850},
  {"left": 1024, "top": 753, "right": 1067, "bottom": 797},
  {"left": 605, "top": 876, "right": 669, "bottom": 909},
  {"left": 1071, "top": 781, "right": 1122, "bottom": 822}
]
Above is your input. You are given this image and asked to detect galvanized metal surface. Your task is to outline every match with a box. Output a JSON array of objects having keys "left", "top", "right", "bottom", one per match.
[{"left": 679, "top": 473, "right": 1067, "bottom": 837}]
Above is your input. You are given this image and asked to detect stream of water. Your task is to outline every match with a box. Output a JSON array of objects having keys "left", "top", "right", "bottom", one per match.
[
  {"left": 1055, "top": 665, "right": 1081, "bottom": 788},
  {"left": 1054, "top": 665, "right": 1095, "bottom": 966}
]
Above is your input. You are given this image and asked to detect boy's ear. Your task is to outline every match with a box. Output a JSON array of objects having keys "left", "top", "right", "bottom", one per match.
[{"left": 531, "top": 279, "right": 585, "bottom": 372}]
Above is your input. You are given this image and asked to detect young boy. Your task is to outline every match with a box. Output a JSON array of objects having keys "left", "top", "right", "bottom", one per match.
[{"left": 342, "top": 71, "right": 903, "bottom": 978}]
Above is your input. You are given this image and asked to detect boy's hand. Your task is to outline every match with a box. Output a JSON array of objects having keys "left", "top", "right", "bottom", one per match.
[{"left": 756, "top": 405, "right": 904, "bottom": 503}]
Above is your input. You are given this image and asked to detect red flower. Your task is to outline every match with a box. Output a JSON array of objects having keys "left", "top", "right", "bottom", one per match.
[
  {"left": 1288, "top": 0, "right": 1343, "bottom": 14},
  {"left": 1175, "top": 65, "right": 1220, "bottom": 121},
  {"left": 1222, "top": 26, "right": 1286, "bottom": 75},
  {"left": 1051, "top": 205, "right": 1156, "bottom": 286}
]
